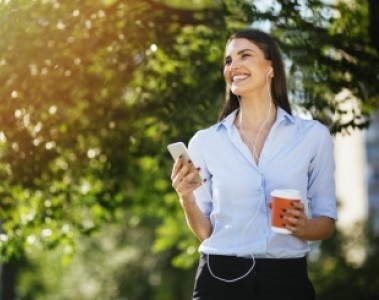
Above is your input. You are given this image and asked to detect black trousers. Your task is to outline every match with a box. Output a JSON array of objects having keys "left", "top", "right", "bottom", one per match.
[{"left": 193, "top": 254, "right": 315, "bottom": 300}]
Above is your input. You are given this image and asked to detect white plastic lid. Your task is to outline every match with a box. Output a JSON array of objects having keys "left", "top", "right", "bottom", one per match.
[{"left": 270, "top": 189, "right": 301, "bottom": 199}]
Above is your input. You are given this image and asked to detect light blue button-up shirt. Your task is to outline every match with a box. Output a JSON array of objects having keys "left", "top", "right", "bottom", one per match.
[{"left": 188, "top": 107, "right": 337, "bottom": 258}]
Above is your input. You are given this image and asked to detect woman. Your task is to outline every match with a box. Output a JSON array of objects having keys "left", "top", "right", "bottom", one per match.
[{"left": 170, "top": 29, "right": 337, "bottom": 300}]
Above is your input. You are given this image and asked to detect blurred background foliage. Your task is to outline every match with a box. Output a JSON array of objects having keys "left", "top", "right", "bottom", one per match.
[{"left": 0, "top": 0, "right": 378, "bottom": 299}]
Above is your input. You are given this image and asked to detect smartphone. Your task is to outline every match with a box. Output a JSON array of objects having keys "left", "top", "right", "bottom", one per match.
[{"left": 167, "top": 142, "right": 203, "bottom": 184}]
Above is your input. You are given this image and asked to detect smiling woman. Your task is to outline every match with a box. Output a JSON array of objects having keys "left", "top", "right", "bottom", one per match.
[
  {"left": 221, "top": 34, "right": 280, "bottom": 162},
  {"left": 169, "top": 28, "right": 337, "bottom": 300},
  {"left": 220, "top": 29, "right": 291, "bottom": 121},
  {"left": 223, "top": 42, "right": 272, "bottom": 97}
]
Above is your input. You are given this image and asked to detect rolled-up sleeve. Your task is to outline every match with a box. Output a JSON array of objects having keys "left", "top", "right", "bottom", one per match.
[
  {"left": 307, "top": 125, "right": 337, "bottom": 220},
  {"left": 188, "top": 133, "right": 213, "bottom": 219}
]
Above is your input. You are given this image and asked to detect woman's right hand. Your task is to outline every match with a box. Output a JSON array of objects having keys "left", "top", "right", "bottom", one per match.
[
  {"left": 171, "top": 155, "right": 203, "bottom": 199},
  {"left": 170, "top": 156, "right": 212, "bottom": 241}
]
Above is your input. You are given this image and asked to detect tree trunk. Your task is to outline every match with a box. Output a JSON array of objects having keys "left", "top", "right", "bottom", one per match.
[
  {"left": 1, "top": 261, "right": 18, "bottom": 300},
  {"left": 369, "top": 0, "right": 379, "bottom": 52}
]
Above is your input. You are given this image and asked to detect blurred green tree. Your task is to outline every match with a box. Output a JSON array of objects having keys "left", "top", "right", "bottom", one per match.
[
  {"left": 0, "top": 0, "right": 231, "bottom": 298},
  {"left": 0, "top": 0, "right": 228, "bottom": 261},
  {"left": 309, "top": 222, "right": 379, "bottom": 299},
  {"left": 261, "top": 0, "right": 379, "bottom": 133}
]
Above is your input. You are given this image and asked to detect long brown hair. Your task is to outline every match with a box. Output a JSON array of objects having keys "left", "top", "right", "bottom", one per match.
[{"left": 218, "top": 29, "right": 291, "bottom": 121}]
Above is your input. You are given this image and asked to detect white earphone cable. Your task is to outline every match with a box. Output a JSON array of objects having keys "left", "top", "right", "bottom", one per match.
[{"left": 204, "top": 70, "right": 273, "bottom": 283}]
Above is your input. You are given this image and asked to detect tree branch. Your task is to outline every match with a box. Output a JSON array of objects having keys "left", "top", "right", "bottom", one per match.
[{"left": 143, "top": 0, "right": 227, "bottom": 26}]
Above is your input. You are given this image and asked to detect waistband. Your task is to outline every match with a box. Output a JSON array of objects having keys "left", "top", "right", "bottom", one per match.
[{"left": 201, "top": 254, "right": 308, "bottom": 273}]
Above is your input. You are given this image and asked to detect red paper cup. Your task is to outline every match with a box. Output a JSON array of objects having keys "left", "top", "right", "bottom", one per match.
[{"left": 271, "top": 189, "right": 301, "bottom": 234}]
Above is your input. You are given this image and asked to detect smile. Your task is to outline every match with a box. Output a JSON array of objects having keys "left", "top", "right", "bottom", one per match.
[{"left": 232, "top": 74, "right": 250, "bottom": 83}]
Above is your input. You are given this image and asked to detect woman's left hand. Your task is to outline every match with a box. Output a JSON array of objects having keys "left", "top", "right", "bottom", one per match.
[{"left": 283, "top": 201, "right": 308, "bottom": 238}]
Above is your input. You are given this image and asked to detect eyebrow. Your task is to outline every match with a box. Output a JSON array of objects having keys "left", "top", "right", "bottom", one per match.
[{"left": 225, "top": 48, "right": 256, "bottom": 59}]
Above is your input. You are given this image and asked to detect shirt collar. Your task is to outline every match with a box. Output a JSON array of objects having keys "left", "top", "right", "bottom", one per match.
[
  {"left": 217, "top": 106, "right": 295, "bottom": 130},
  {"left": 276, "top": 106, "right": 296, "bottom": 124},
  {"left": 217, "top": 109, "right": 238, "bottom": 130}
]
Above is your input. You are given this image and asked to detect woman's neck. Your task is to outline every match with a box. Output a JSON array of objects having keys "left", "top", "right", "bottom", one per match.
[
  {"left": 237, "top": 95, "right": 276, "bottom": 130},
  {"left": 235, "top": 96, "right": 277, "bottom": 164}
]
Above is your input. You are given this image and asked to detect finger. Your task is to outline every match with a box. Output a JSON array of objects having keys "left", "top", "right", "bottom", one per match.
[
  {"left": 173, "top": 165, "right": 202, "bottom": 193},
  {"left": 188, "top": 168, "right": 203, "bottom": 185},
  {"left": 284, "top": 216, "right": 301, "bottom": 225},
  {"left": 286, "top": 209, "right": 301, "bottom": 219},
  {"left": 171, "top": 162, "right": 189, "bottom": 189},
  {"left": 177, "top": 165, "right": 200, "bottom": 184},
  {"left": 285, "top": 223, "right": 297, "bottom": 233},
  {"left": 283, "top": 218, "right": 301, "bottom": 233},
  {"left": 286, "top": 220, "right": 306, "bottom": 234},
  {"left": 291, "top": 201, "right": 304, "bottom": 211},
  {"left": 175, "top": 176, "right": 202, "bottom": 197},
  {"left": 172, "top": 157, "right": 194, "bottom": 184},
  {"left": 171, "top": 155, "right": 184, "bottom": 180},
  {"left": 283, "top": 213, "right": 307, "bottom": 234}
]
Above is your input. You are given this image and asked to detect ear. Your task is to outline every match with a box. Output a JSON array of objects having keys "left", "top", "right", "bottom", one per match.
[{"left": 268, "top": 68, "right": 274, "bottom": 77}]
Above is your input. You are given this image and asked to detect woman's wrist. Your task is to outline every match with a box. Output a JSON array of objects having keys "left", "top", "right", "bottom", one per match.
[{"left": 180, "top": 194, "right": 197, "bottom": 209}]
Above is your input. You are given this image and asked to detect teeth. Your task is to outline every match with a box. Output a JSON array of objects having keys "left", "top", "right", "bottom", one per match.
[{"left": 232, "top": 75, "right": 249, "bottom": 82}]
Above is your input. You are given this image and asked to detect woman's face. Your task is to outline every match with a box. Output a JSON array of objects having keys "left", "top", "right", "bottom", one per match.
[{"left": 223, "top": 38, "right": 272, "bottom": 97}]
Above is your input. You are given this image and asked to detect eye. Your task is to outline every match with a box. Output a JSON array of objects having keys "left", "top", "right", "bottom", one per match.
[
  {"left": 224, "top": 58, "right": 232, "bottom": 66},
  {"left": 241, "top": 53, "right": 250, "bottom": 59}
]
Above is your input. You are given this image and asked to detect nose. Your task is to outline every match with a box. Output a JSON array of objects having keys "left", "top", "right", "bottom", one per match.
[
  {"left": 225, "top": 60, "right": 239, "bottom": 72},
  {"left": 230, "top": 58, "right": 243, "bottom": 70}
]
